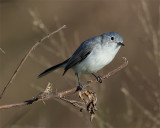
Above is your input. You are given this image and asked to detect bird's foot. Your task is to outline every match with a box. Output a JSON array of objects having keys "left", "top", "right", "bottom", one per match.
[
  {"left": 76, "top": 82, "right": 83, "bottom": 91},
  {"left": 92, "top": 73, "right": 103, "bottom": 83},
  {"left": 96, "top": 76, "right": 103, "bottom": 83}
]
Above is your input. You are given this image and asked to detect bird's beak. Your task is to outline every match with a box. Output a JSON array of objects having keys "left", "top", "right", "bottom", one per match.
[{"left": 117, "top": 42, "right": 125, "bottom": 46}]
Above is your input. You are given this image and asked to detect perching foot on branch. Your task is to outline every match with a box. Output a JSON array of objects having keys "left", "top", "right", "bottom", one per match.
[{"left": 91, "top": 73, "right": 103, "bottom": 83}]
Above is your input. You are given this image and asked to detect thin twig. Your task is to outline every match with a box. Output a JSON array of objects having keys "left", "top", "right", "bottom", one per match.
[
  {"left": 86, "top": 57, "right": 128, "bottom": 85},
  {"left": 57, "top": 97, "right": 86, "bottom": 110},
  {"left": 0, "top": 25, "right": 66, "bottom": 99},
  {"left": 121, "top": 87, "right": 160, "bottom": 126},
  {"left": 0, "top": 57, "right": 128, "bottom": 110},
  {"left": 0, "top": 48, "right": 5, "bottom": 54}
]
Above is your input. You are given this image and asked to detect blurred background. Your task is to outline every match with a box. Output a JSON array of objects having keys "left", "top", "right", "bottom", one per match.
[{"left": 0, "top": 0, "right": 160, "bottom": 128}]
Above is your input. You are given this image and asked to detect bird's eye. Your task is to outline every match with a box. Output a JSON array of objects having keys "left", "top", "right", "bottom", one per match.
[{"left": 111, "top": 37, "right": 114, "bottom": 40}]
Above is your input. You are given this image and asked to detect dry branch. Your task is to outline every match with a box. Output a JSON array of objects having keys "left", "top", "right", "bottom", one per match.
[
  {"left": 0, "top": 25, "right": 66, "bottom": 99},
  {"left": 0, "top": 57, "right": 128, "bottom": 110}
]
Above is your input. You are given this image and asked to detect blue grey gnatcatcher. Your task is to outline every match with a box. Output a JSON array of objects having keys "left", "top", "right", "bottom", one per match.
[{"left": 38, "top": 32, "right": 125, "bottom": 90}]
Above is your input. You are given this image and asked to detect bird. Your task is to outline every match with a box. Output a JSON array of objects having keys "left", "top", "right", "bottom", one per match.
[{"left": 38, "top": 32, "right": 125, "bottom": 90}]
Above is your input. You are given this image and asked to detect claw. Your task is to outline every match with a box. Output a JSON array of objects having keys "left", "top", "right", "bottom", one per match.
[
  {"left": 76, "top": 82, "right": 83, "bottom": 91},
  {"left": 92, "top": 73, "right": 103, "bottom": 83},
  {"left": 96, "top": 76, "right": 102, "bottom": 83}
]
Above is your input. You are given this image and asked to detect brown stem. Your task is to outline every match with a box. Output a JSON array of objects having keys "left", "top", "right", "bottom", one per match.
[
  {"left": 0, "top": 25, "right": 66, "bottom": 99},
  {"left": 0, "top": 57, "right": 128, "bottom": 110},
  {"left": 0, "top": 48, "right": 5, "bottom": 54}
]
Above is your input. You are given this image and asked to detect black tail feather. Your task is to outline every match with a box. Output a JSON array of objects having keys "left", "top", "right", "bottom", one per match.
[{"left": 38, "top": 58, "right": 69, "bottom": 78}]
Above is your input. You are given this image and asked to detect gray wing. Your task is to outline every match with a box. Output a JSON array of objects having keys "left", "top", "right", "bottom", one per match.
[{"left": 63, "top": 36, "right": 101, "bottom": 75}]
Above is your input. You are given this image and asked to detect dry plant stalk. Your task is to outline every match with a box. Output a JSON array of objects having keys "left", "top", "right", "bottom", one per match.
[
  {"left": 0, "top": 20, "right": 128, "bottom": 120},
  {"left": 121, "top": 87, "right": 160, "bottom": 126},
  {"left": 139, "top": 0, "right": 160, "bottom": 84},
  {"left": 0, "top": 57, "right": 128, "bottom": 110},
  {"left": 0, "top": 48, "right": 5, "bottom": 54},
  {"left": 0, "top": 25, "right": 66, "bottom": 99},
  {"left": 79, "top": 90, "right": 97, "bottom": 121}
]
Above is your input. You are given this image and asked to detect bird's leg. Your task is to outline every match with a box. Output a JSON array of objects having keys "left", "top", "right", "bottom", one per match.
[
  {"left": 75, "top": 73, "right": 83, "bottom": 91},
  {"left": 92, "top": 73, "right": 103, "bottom": 83}
]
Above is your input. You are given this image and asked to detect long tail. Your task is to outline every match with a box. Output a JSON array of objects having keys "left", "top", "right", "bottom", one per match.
[{"left": 38, "top": 58, "right": 69, "bottom": 78}]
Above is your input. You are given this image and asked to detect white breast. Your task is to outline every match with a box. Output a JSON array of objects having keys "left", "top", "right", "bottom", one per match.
[{"left": 73, "top": 43, "right": 121, "bottom": 74}]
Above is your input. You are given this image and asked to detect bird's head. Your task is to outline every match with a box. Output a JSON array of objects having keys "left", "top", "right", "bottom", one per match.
[{"left": 102, "top": 32, "right": 125, "bottom": 48}]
